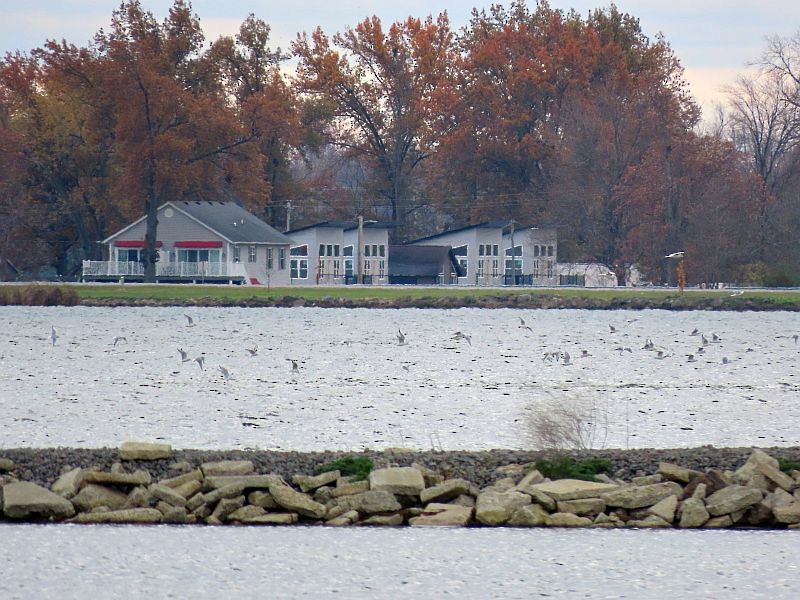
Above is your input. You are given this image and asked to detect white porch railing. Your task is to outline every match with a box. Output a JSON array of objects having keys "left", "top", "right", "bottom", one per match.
[{"left": 82, "top": 261, "right": 248, "bottom": 280}]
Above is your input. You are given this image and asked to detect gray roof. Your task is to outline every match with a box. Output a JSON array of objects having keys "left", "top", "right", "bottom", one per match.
[
  {"left": 389, "top": 245, "right": 465, "bottom": 277},
  {"left": 287, "top": 220, "right": 393, "bottom": 234},
  {"left": 174, "top": 201, "right": 293, "bottom": 245},
  {"left": 406, "top": 220, "right": 510, "bottom": 244}
]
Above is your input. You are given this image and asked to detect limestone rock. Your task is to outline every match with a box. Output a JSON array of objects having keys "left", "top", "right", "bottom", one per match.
[
  {"left": 119, "top": 441, "right": 171, "bottom": 461},
  {"left": 173, "top": 480, "right": 202, "bottom": 500},
  {"left": 70, "top": 508, "right": 163, "bottom": 524},
  {"left": 330, "top": 480, "right": 370, "bottom": 498},
  {"left": 507, "top": 504, "right": 550, "bottom": 526},
  {"left": 202, "top": 483, "right": 247, "bottom": 506},
  {"left": 520, "top": 487, "right": 557, "bottom": 512},
  {"left": 162, "top": 506, "right": 190, "bottom": 524},
  {"left": 475, "top": 489, "right": 531, "bottom": 526},
  {"left": 248, "top": 490, "right": 278, "bottom": 510},
  {"left": 679, "top": 498, "right": 709, "bottom": 528},
  {"left": 705, "top": 515, "right": 733, "bottom": 528},
  {"left": 200, "top": 460, "right": 254, "bottom": 477},
  {"left": 292, "top": 470, "right": 340, "bottom": 493},
  {"left": 2, "top": 481, "right": 76, "bottom": 519},
  {"left": 333, "top": 490, "right": 402, "bottom": 515},
  {"left": 244, "top": 513, "right": 299, "bottom": 525},
  {"left": 756, "top": 462, "right": 796, "bottom": 492},
  {"left": 602, "top": 482, "right": 683, "bottom": 509},
  {"left": 51, "top": 467, "right": 83, "bottom": 499},
  {"left": 449, "top": 494, "right": 475, "bottom": 508},
  {"left": 203, "top": 475, "right": 278, "bottom": 491},
  {"left": 227, "top": 505, "right": 267, "bottom": 522},
  {"left": 514, "top": 469, "right": 545, "bottom": 489},
  {"left": 545, "top": 512, "right": 593, "bottom": 527},
  {"left": 369, "top": 467, "right": 425, "bottom": 496},
  {"left": 773, "top": 502, "right": 800, "bottom": 524},
  {"left": 82, "top": 469, "right": 151, "bottom": 487},
  {"left": 627, "top": 515, "right": 672, "bottom": 528},
  {"left": 409, "top": 503, "right": 473, "bottom": 526},
  {"left": 420, "top": 479, "right": 474, "bottom": 504},
  {"left": 658, "top": 462, "right": 703, "bottom": 484},
  {"left": 149, "top": 484, "right": 187, "bottom": 507},
  {"left": 185, "top": 492, "right": 205, "bottom": 512},
  {"left": 632, "top": 474, "right": 662, "bottom": 486},
  {"left": 209, "top": 496, "right": 245, "bottom": 523},
  {"left": 269, "top": 480, "right": 327, "bottom": 519},
  {"left": 648, "top": 495, "right": 678, "bottom": 523},
  {"left": 360, "top": 513, "right": 404, "bottom": 526},
  {"left": 705, "top": 485, "right": 763, "bottom": 516},
  {"left": 124, "top": 486, "right": 152, "bottom": 509},
  {"left": 326, "top": 509, "right": 360, "bottom": 526},
  {"left": 411, "top": 463, "right": 443, "bottom": 487},
  {"left": 691, "top": 483, "right": 707, "bottom": 500},
  {"left": 735, "top": 449, "right": 779, "bottom": 480},
  {"left": 556, "top": 498, "right": 606, "bottom": 516},
  {"left": 528, "top": 479, "right": 619, "bottom": 501},
  {"left": 72, "top": 484, "right": 128, "bottom": 512},
  {"left": 159, "top": 469, "right": 203, "bottom": 489}
]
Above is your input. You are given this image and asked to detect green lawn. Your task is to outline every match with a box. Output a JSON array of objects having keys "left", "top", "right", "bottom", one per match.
[
  {"left": 2, "top": 283, "right": 799, "bottom": 308},
  {"left": 71, "top": 284, "right": 800, "bottom": 305}
]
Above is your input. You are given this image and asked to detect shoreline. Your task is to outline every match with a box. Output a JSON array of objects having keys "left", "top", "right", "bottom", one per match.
[{"left": 3, "top": 445, "right": 800, "bottom": 530}]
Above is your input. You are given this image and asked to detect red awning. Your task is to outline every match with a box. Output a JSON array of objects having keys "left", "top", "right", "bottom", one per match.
[
  {"left": 174, "top": 241, "right": 223, "bottom": 248},
  {"left": 114, "top": 240, "right": 163, "bottom": 248}
]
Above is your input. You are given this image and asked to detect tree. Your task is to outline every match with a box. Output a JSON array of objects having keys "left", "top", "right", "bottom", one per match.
[
  {"left": 293, "top": 13, "right": 456, "bottom": 239},
  {"left": 92, "top": 1, "right": 263, "bottom": 281}
]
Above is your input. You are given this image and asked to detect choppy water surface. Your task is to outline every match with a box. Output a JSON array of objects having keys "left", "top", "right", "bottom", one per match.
[
  {"left": 1, "top": 306, "right": 798, "bottom": 450},
  {"left": 1, "top": 525, "right": 798, "bottom": 600}
]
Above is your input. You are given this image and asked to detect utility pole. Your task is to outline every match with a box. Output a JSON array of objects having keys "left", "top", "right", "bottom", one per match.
[
  {"left": 357, "top": 215, "right": 364, "bottom": 285},
  {"left": 509, "top": 219, "right": 516, "bottom": 285},
  {"left": 285, "top": 201, "right": 292, "bottom": 232}
]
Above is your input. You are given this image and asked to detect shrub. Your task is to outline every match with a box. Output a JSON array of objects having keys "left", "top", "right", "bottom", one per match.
[
  {"left": 315, "top": 456, "right": 374, "bottom": 481},
  {"left": 534, "top": 456, "right": 613, "bottom": 481},
  {"left": 525, "top": 393, "right": 608, "bottom": 451},
  {"left": 0, "top": 285, "right": 78, "bottom": 306},
  {"left": 778, "top": 458, "right": 800, "bottom": 473}
]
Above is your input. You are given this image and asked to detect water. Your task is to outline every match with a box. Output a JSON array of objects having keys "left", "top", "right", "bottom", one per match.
[
  {"left": 1, "top": 306, "right": 799, "bottom": 450},
  {"left": 0, "top": 524, "right": 798, "bottom": 599},
  {"left": 2, "top": 306, "right": 800, "bottom": 598}
]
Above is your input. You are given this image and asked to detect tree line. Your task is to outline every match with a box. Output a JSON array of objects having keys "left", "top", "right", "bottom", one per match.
[{"left": 1, "top": 0, "right": 798, "bottom": 285}]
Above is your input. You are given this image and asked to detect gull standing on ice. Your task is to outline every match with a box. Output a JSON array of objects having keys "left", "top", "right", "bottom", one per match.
[
  {"left": 184, "top": 314, "right": 196, "bottom": 327},
  {"left": 194, "top": 355, "right": 205, "bottom": 370},
  {"left": 396, "top": 329, "right": 406, "bottom": 345},
  {"left": 178, "top": 348, "right": 190, "bottom": 362},
  {"left": 217, "top": 365, "right": 232, "bottom": 380},
  {"left": 245, "top": 345, "right": 258, "bottom": 356},
  {"left": 50, "top": 326, "right": 58, "bottom": 347}
]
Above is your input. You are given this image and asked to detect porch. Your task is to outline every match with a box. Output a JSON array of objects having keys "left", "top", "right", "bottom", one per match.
[{"left": 81, "top": 260, "right": 249, "bottom": 284}]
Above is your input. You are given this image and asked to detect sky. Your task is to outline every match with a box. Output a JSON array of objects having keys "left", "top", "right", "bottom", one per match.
[{"left": 2, "top": 1, "right": 799, "bottom": 115}]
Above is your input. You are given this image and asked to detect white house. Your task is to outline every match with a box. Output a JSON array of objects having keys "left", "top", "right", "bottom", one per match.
[
  {"left": 285, "top": 220, "right": 391, "bottom": 285},
  {"left": 82, "top": 201, "right": 294, "bottom": 285}
]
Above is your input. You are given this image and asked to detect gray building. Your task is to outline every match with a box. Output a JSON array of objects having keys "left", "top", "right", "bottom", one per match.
[
  {"left": 285, "top": 221, "right": 391, "bottom": 285},
  {"left": 82, "top": 201, "right": 294, "bottom": 285},
  {"left": 407, "top": 222, "right": 558, "bottom": 286}
]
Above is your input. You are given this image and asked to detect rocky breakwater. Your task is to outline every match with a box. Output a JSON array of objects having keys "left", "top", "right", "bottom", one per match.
[{"left": 1, "top": 444, "right": 800, "bottom": 529}]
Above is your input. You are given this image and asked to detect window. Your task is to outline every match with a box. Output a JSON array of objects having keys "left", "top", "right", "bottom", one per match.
[
  {"left": 334, "top": 245, "right": 340, "bottom": 257},
  {"left": 232, "top": 246, "right": 240, "bottom": 263},
  {"left": 118, "top": 249, "right": 140, "bottom": 262},
  {"left": 505, "top": 245, "right": 523, "bottom": 278},
  {"left": 364, "top": 245, "right": 371, "bottom": 257},
  {"left": 290, "top": 245, "right": 308, "bottom": 256},
  {"left": 178, "top": 249, "right": 220, "bottom": 262},
  {"left": 378, "top": 260, "right": 385, "bottom": 278},
  {"left": 492, "top": 245, "right": 499, "bottom": 256},
  {"left": 327, "top": 244, "right": 333, "bottom": 257},
  {"left": 479, "top": 244, "right": 485, "bottom": 256},
  {"left": 547, "top": 261, "right": 554, "bottom": 277},
  {"left": 319, "top": 258, "right": 326, "bottom": 277},
  {"left": 491, "top": 259, "right": 499, "bottom": 277},
  {"left": 477, "top": 259, "right": 485, "bottom": 276},
  {"left": 372, "top": 244, "right": 378, "bottom": 257},
  {"left": 534, "top": 246, "right": 540, "bottom": 257},
  {"left": 319, "top": 244, "right": 326, "bottom": 257},
  {"left": 267, "top": 248, "right": 273, "bottom": 269},
  {"left": 248, "top": 245, "right": 257, "bottom": 262},
  {"left": 344, "top": 259, "right": 353, "bottom": 278},
  {"left": 290, "top": 246, "right": 308, "bottom": 278},
  {"left": 379, "top": 245, "right": 385, "bottom": 257},
  {"left": 343, "top": 245, "right": 353, "bottom": 257},
  {"left": 278, "top": 248, "right": 286, "bottom": 270},
  {"left": 364, "top": 259, "right": 371, "bottom": 274},
  {"left": 532, "top": 260, "right": 540, "bottom": 277},
  {"left": 547, "top": 245, "right": 554, "bottom": 257},
  {"left": 452, "top": 244, "right": 468, "bottom": 277},
  {"left": 333, "top": 260, "right": 340, "bottom": 277}
]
